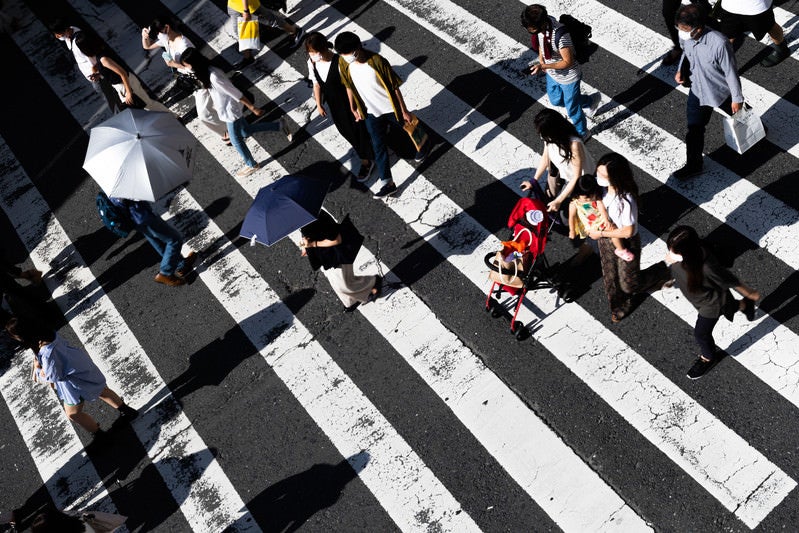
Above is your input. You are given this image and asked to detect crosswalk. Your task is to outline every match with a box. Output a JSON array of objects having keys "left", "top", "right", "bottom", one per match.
[{"left": 1, "top": 0, "right": 797, "bottom": 530}]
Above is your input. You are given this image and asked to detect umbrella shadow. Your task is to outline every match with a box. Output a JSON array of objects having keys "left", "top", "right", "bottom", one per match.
[{"left": 244, "top": 451, "right": 370, "bottom": 532}]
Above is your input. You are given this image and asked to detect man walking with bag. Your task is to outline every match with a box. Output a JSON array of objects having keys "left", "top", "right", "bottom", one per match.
[{"left": 673, "top": 4, "right": 743, "bottom": 180}]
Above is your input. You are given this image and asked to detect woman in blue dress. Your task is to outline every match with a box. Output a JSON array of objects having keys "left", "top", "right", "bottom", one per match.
[{"left": 6, "top": 317, "right": 138, "bottom": 437}]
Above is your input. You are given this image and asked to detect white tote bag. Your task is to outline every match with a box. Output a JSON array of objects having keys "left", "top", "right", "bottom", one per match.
[{"left": 723, "top": 105, "right": 766, "bottom": 154}]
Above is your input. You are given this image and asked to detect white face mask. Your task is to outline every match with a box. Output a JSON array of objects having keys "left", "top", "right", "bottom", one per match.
[
  {"left": 309, "top": 52, "right": 322, "bottom": 62},
  {"left": 665, "top": 250, "right": 684, "bottom": 265},
  {"left": 678, "top": 29, "right": 693, "bottom": 41},
  {"left": 341, "top": 53, "right": 357, "bottom": 64},
  {"left": 595, "top": 176, "right": 609, "bottom": 187}
]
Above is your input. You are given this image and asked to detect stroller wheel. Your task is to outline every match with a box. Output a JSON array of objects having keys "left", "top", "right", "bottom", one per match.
[
  {"left": 491, "top": 307, "right": 503, "bottom": 318},
  {"left": 511, "top": 321, "right": 524, "bottom": 333},
  {"left": 515, "top": 326, "right": 528, "bottom": 341},
  {"left": 560, "top": 288, "right": 575, "bottom": 303}
]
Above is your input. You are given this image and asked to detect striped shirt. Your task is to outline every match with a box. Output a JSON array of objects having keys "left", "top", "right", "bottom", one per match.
[{"left": 538, "top": 19, "right": 581, "bottom": 85}]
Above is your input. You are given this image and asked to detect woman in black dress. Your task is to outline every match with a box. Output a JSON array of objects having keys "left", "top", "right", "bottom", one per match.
[
  {"left": 666, "top": 225, "right": 760, "bottom": 379},
  {"left": 300, "top": 210, "right": 381, "bottom": 312},
  {"left": 305, "top": 32, "right": 375, "bottom": 182}
]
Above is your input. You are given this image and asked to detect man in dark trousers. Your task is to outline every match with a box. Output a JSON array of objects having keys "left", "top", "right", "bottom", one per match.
[
  {"left": 673, "top": 4, "right": 743, "bottom": 180},
  {"left": 110, "top": 198, "right": 196, "bottom": 286}
]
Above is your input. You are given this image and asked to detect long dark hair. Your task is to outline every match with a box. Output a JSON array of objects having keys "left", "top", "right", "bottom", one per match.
[
  {"left": 667, "top": 225, "right": 705, "bottom": 293},
  {"left": 180, "top": 47, "right": 211, "bottom": 89},
  {"left": 74, "top": 31, "right": 104, "bottom": 58},
  {"left": 596, "top": 152, "right": 639, "bottom": 203},
  {"left": 534, "top": 109, "right": 578, "bottom": 161},
  {"left": 334, "top": 31, "right": 374, "bottom": 63},
  {"left": 5, "top": 316, "right": 55, "bottom": 353}
]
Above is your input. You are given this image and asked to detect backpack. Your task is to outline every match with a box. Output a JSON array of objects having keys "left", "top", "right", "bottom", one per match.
[
  {"left": 96, "top": 191, "right": 134, "bottom": 238},
  {"left": 557, "top": 14, "right": 594, "bottom": 63}
]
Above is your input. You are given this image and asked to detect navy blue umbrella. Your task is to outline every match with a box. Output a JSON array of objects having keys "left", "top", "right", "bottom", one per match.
[{"left": 240, "top": 174, "right": 331, "bottom": 246}]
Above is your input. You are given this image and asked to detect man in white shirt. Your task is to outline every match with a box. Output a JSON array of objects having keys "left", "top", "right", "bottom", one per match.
[
  {"left": 717, "top": 0, "right": 789, "bottom": 67},
  {"left": 49, "top": 18, "right": 120, "bottom": 112}
]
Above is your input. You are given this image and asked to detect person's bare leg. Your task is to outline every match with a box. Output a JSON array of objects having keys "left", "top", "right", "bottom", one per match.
[
  {"left": 64, "top": 403, "right": 100, "bottom": 433},
  {"left": 768, "top": 22, "right": 785, "bottom": 44},
  {"left": 98, "top": 386, "right": 123, "bottom": 409}
]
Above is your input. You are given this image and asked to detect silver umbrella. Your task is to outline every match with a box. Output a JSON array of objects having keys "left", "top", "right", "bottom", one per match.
[{"left": 83, "top": 108, "right": 196, "bottom": 201}]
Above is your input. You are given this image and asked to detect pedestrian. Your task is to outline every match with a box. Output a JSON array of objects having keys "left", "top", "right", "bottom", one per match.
[
  {"left": 664, "top": 225, "right": 759, "bottom": 379},
  {"left": 673, "top": 4, "right": 744, "bottom": 180},
  {"left": 109, "top": 197, "right": 197, "bottom": 286},
  {"left": 661, "top": 0, "right": 712, "bottom": 65},
  {"left": 521, "top": 4, "right": 601, "bottom": 141},
  {"left": 5, "top": 317, "right": 139, "bottom": 440},
  {"left": 717, "top": 0, "right": 790, "bottom": 67},
  {"left": 48, "top": 18, "right": 121, "bottom": 114},
  {"left": 334, "top": 31, "right": 429, "bottom": 199},
  {"left": 141, "top": 18, "right": 230, "bottom": 145},
  {"left": 586, "top": 153, "right": 641, "bottom": 323},
  {"left": 568, "top": 173, "right": 634, "bottom": 261},
  {"left": 305, "top": 32, "right": 375, "bottom": 183},
  {"left": 180, "top": 47, "right": 293, "bottom": 177},
  {"left": 73, "top": 32, "right": 170, "bottom": 113},
  {"left": 227, "top": 0, "right": 304, "bottom": 70},
  {"left": 520, "top": 109, "right": 596, "bottom": 213},
  {"left": 300, "top": 210, "right": 382, "bottom": 312}
]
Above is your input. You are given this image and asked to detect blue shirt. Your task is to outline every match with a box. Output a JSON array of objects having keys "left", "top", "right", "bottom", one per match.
[
  {"left": 109, "top": 197, "right": 154, "bottom": 226},
  {"left": 678, "top": 28, "right": 743, "bottom": 107}
]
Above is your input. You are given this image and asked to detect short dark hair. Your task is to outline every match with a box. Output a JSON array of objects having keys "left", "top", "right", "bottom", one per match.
[
  {"left": 521, "top": 4, "right": 550, "bottom": 32},
  {"left": 334, "top": 32, "right": 361, "bottom": 55},
  {"left": 48, "top": 17, "right": 71, "bottom": 34},
  {"left": 675, "top": 4, "right": 705, "bottom": 30},
  {"left": 305, "top": 31, "right": 333, "bottom": 54}
]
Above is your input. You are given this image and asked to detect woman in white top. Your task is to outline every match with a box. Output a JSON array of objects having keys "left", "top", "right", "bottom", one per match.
[
  {"left": 141, "top": 18, "right": 229, "bottom": 144},
  {"left": 180, "top": 47, "right": 292, "bottom": 177},
  {"left": 305, "top": 32, "right": 374, "bottom": 182},
  {"left": 521, "top": 109, "right": 595, "bottom": 213},
  {"left": 74, "top": 32, "right": 169, "bottom": 113},
  {"left": 586, "top": 152, "right": 641, "bottom": 323}
]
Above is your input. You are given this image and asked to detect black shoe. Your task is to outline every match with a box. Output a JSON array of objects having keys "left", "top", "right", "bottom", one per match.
[
  {"left": 91, "top": 428, "right": 111, "bottom": 445},
  {"left": 760, "top": 41, "right": 790, "bottom": 68},
  {"left": 687, "top": 357, "right": 718, "bottom": 380},
  {"left": 373, "top": 182, "right": 397, "bottom": 199},
  {"left": 742, "top": 298, "right": 756, "bottom": 321},
  {"left": 343, "top": 302, "right": 360, "bottom": 313},
  {"left": 233, "top": 56, "right": 255, "bottom": 70},
  {"left": 118, "top": 403, "right": 139, "bottom": 421},
  {"left": 673, "top": 164, "right": 703, "bottom": 180}
]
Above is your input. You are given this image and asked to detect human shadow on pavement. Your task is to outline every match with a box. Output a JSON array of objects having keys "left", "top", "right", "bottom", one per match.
[{"left": 244, "top": 451, "right": 370, "bottom": 533}]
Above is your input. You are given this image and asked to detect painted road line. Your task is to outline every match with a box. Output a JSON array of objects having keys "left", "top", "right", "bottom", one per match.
[
  {"left": 166, "top": 2, "right": 654, "bottom": 529},
  {"left": 381, "top": 0, "right": 799, "bottom": 272},
  {"left": 0, "top": 311, "right": 116, "bottom": 514},
  {"left": 6, "top": 5, "right": 260, "bottom": 531},
  {"left": 174, "top": 0, "right": 796, "bottom": 527},
  {"left": 49, "top": 2, "right": 482, "bottom": 528},
  {"left": 264, "top": 0, "right": 799, "bottom": 430}
]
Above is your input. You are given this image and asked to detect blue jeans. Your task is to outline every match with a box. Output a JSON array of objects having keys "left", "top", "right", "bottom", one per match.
[
  {"left": 227, "top": 117, "right": 280, "bottom": 168},
  {"left": 137, "top": 215, "right": 185, "bottom": 276},
  {"left": 546, "top": 75, "right": 592, "bottom": 136},
  {"left": 364, "top": 112, "right": 403, "bottom": 186},
  {"left": 685, "top": 90, "right": 733, "bottom": 168}
]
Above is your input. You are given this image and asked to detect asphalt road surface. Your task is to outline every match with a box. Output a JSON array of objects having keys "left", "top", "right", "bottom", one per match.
[{"left": 1, "top": 0, "right": 798, "bottom": 531}]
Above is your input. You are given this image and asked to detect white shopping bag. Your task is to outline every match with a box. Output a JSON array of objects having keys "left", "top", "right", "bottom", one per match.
[
  {"left": 723, "top": 105, "right": 766, "bottom": 154},
  {"left": 237, "top": 16, "right": 261, "bottom": 52}
]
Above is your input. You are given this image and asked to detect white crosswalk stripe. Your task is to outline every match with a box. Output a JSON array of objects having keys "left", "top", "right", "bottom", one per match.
[{"left": 2, "top": 0, "right": 798, "bottom": 530}]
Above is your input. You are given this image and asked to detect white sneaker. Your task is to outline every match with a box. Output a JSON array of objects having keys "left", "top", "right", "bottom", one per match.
[
  {"left": 586, "top": 92, "right": 602, "bottom": 118},
  {"left": 236, "top": 164, "right": 260, "bottom": 177},
  {"left": 279, "top": 116, "right": 293, "bottom": 142}
]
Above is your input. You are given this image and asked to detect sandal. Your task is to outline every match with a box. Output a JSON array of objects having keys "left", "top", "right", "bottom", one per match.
[
  {"left": 611, "top": 309, "right": 626, "bottom": 323},
  {"left": 367, "top": 276, "right": 383, "bottom": 303},
  {"left": 221, "top": 135, "right": 231, "bottom": 146}
]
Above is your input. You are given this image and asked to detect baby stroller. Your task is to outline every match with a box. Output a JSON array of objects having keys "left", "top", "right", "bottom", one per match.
[{"left": 484, "top": 193, "right": 563, "bottom": 340}]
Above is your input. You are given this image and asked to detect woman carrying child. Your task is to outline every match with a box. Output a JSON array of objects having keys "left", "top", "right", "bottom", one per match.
[{"left": 568, "top": 173, "right": 634, "bottom": 262}]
